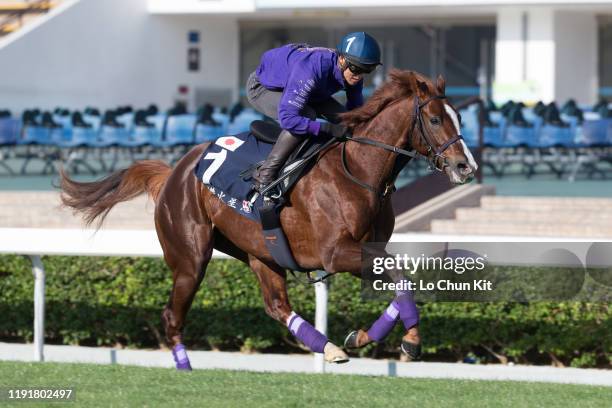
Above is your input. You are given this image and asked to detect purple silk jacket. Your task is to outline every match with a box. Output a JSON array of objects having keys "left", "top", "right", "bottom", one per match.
[{"left": 255, "top": 43, "right": 364, "bottom": 135}]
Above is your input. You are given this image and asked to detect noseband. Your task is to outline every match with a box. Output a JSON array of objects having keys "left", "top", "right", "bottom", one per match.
[{"left": 341, "top": 94, "right": 463, "bottom": 196}]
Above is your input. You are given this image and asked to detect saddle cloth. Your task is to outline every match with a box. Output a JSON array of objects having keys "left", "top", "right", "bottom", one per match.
[
  {"left": 193, "top": 129, "right": 330, "bottom": 223},
  {"left": 194, "top": 131, "right": 270, "bottom": 222}
]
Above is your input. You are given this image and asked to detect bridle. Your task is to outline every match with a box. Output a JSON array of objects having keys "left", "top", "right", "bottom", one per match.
[{"left": 341, "top": 94, "right": 464, "bottom": 196}]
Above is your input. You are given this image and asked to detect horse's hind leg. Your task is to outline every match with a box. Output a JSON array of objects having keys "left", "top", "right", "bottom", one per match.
[
  {"left": 248, "top": 256, "right": 349, "bottom": 363},
  {"left": 158, "top": 218, "right": 214, "bottom": 371}
]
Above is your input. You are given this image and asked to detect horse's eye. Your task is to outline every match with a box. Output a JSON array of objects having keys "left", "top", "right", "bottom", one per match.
[
  {"left": 430, "top": 116, "right": 441, "bottom": 126},
  {"left": 457, "top": 113, "right": 462, "bottom": 125}
]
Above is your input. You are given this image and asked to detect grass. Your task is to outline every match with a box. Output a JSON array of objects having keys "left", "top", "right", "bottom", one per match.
[{"left": 0, "top": 361, "right": 611, "bottom": 407}]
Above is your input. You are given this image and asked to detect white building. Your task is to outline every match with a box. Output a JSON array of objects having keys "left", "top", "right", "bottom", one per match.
[{"left": 0, "top": 0, "right": 611, "bottom": 112}]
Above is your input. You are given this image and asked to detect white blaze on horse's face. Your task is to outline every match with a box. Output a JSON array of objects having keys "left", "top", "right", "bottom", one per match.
[{"left": 443, "top": 104, "right": 478, "bottom": 181}]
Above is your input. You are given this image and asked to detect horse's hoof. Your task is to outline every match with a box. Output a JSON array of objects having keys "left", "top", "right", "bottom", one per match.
[
  {"left": 400, "top": 340, "right": 422, "bottom": 361},
  {"left": 344, "top": 331, "right": 359, "bottom": 349},
  {"left": 324, "top": 343, "right": 350, "bottom": 364},
  {"left": 343, "top": 329, "right": 371, "bottom": 350}
]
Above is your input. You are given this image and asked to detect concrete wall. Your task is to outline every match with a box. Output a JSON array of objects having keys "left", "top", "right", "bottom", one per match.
[
  {"left": 554, "top": 11, "right": 598, "bottom": 104},
  {"left": 0, "top": 0, "right": 239, "bottom": 113},
  {"left": 494, "top": 7, "right": 599, "bottom": 104}
]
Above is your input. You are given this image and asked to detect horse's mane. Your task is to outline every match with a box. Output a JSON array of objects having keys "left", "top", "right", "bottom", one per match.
[{"left": 341, "top": 69, "right": 432, "bottom": 130}]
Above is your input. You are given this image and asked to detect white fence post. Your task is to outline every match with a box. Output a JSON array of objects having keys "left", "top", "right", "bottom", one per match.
[
  {"left": 29, "top": 255, "right": 45, "bottom": 362},
  {"left": 314, "top": 270, "right": 328, "bottom": 373}
]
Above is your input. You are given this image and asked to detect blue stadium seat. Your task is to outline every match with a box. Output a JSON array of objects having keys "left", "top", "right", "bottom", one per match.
[
  {"left": 116, "top": 113, "right": 135, "bottom": 130},
  {"left": 122, "top": 126, "right": 160, "bottom": 147},
  {"left": 538, "top": 125, "right": 575, "bottom": 148},
  {"left": 0, "top": 118, "right": 19, "bottom": 145},
  {"left": 560, "top": 114, "right": 580, "bottom": 128},
  {"left": 59, "top": 128, "right": 98, "bottom": 147},
  {"left": 163, "top": 114, "right": 197, "bottom": 146},
  {"left": 150, "top": 114, "right": 166, "bottom": 133},
  {"left": 488, "top": 111, "right": 504, "bottom": 125},
  {"left": 19, "top": 126, "right": 51, "bottom": 145},
  {"left": 91, "top": 126, "right": 129, "bottom": 147},
  {"left": 576, "top": 119, "right": 612, "bottom": 146},
  {"left": 227, "top": 120, "right": 253, "bottom": 134},
  {"left": 461, "top": 127, "right": 479, "bottom": 147},
  {"left": 227, "top": 111, "right": 263, "bottom": 134},
  {"left": 83, "top": 114, "right": 102, "bottom": 130},
  {"left": 212, "top": 112, "right": 230, "bottom": 133},
  {"left": 52, "top": 114, "right": 72, "bottom": 130},
  {"left": 49, "top": 128, "right": 73, "bottom": 145},
  {"left": 522, "top": 108, "right": 539, "bottom": 123},
  {"left": 483, "top": 126, "right": 505, "bottom": 147},
  {"left": 195, "top": 124, "right": 225, "bottom": 143},
  {"left": 504, "top": 126, "right": 538, "bottom": 147}
]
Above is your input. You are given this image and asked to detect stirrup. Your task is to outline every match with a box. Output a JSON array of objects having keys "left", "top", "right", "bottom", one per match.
[
  {"left": 248, "top": 191, "right": 260, "bottom": 205},
  {"left": 248, "top": 187, "right": 277, "bottom": 206},
  {"left": 252, "top": 179, "right": 282, "bottom": 201}
]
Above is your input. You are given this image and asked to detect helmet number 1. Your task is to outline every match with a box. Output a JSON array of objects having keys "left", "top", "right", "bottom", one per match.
[{"left": 345, "top": 36, "right": 356, "bottom": 53}]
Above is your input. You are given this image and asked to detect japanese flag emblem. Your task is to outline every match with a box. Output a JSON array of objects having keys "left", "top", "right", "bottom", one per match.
[
  {"left": 215, "top": 136, "right": 244, "bottom": 152},
  {"left": 241, "top": 200, "right": 252, "bottom": 213}
]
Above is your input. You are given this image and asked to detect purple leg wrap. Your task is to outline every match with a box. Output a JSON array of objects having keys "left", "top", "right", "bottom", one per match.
[
  {"left": 287, "top": 312, "right": 328, "bottom": 353},
  {"left": 172, "top": 343, "right": 192, "bottom": 371},
  {"left": 367, "top": 302, "right": 400, "bottom": 342},
  {"left": 391, "top": 278, "right": 420, "bottom": 330},
  {"left": 395, "top": 294, "right": 419, "bottom": 330}
]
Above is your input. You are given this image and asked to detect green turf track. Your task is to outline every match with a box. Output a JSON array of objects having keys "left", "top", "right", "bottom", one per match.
[{"left": 0, "top": 361, "right": 610, "bottom": 408}]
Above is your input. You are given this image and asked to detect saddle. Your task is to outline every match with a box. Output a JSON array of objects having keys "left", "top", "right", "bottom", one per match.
[{"left": 241, "top": 120, "right": 333, "bottom": 201}]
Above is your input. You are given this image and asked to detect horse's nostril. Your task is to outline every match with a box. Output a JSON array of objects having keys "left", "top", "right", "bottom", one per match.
[{"left": 457, "top": 162, "right": 471, "bottom": 174}]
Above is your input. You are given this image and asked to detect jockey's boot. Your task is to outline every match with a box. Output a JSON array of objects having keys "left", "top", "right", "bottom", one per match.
[{"left": 253, "top": 129, "right": 302, "bottom": 194}]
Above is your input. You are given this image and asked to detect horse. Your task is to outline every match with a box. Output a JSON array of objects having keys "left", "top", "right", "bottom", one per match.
[{"left": 59, "top": 69, "right": 477, "bottom": 369}]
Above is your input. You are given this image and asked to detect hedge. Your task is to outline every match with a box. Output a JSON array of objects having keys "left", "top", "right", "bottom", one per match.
[{"left": 0, "top": 255, "right": 610, "bottom": 368}]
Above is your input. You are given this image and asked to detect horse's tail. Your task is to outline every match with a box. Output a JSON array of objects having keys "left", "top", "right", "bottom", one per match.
[{"left": 60, "top": 160, "right": 172, "bottom": 228}]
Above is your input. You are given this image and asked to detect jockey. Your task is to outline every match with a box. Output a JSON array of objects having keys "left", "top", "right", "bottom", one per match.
[{"left": 246, "top": 31, "right": 382, "bottom": 194}]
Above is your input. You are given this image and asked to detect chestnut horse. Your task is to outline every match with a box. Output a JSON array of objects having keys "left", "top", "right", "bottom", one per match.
[{"left": 60, "top": 70, "right": 477, "bottom": 369}]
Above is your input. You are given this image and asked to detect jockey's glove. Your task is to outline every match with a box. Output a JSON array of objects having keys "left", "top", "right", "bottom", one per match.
[{"left": 320, "top": 122, "right": 348, "bottom": 139}]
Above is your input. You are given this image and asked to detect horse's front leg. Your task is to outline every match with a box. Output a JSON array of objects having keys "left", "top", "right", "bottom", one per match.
[
  {"left": 248, "top": 256, "right": 348, "bottom": 363},
  {"left": 322, "top": 236, "right": 421, "bottom": 360}
]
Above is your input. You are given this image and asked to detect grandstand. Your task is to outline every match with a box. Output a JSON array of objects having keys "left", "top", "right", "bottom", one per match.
[{"left": 0, "top": 0, "right": 611, "bottom": 239}]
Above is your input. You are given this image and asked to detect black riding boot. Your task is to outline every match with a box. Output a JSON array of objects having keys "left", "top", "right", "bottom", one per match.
[{"left": 253, "top": 129, "right": 302, "bottom": 193}]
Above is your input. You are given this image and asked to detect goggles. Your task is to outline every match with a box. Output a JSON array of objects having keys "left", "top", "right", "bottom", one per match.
[{"left": 346, "top": 63, "right": 376, "bottom": 75}]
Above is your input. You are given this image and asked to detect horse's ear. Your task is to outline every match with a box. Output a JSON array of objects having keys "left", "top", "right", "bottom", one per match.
[{"left": 436, "top": 75, "right": 446, "bottom": 94}]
